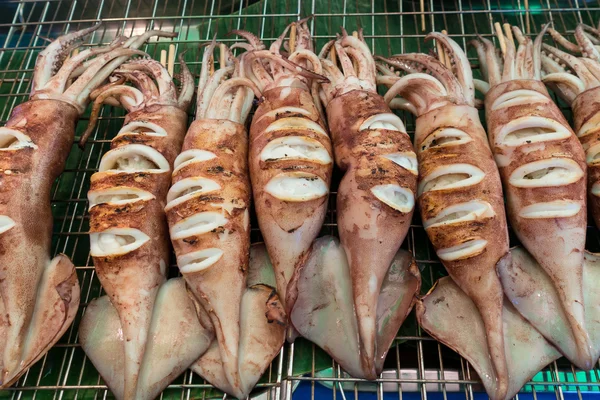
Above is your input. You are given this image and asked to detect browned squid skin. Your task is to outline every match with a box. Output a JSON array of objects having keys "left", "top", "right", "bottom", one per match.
[
  {"left": 249, "top": 85, "right": 332, "bottom": 315},
  {"left": 326, "top": 89, "right": 416, "bottom": 378},
  {"left": 0, "top": 99, "right": 80, "bottom": 386},
  {"left": 485, "top": 79, "right": 591, "bottom": 367},
  {"left": 415, "top": 104, "right": 509, "bottom": 398},
  {"left": 89, "top": 105, "right": 188, "bottom": 399},
  {"left": 165, "top": 118, "right": 250, "bottom": 391},
  {"left": 571, "top": 86, "right": 600, "bottom": 227}
]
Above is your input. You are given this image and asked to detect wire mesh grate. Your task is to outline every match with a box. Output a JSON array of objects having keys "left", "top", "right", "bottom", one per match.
[{"left": 0, "top": 0, "right": 599, "bottom": 399}]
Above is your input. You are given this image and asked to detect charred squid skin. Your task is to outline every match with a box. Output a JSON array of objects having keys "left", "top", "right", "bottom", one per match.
[
  {"left": 485, "top": 78, "right": 592, "bottom": 370},
  {"left": 249, "top": 85, "right": 333, "bottom": 319},
  {"left": 87, "top": 100, "right": 189, "bottom": 400},
  {"left": 165, "top": 118, "right": 251, "bottom": 393},
  {"left": 326, "top": 89, "right": 417, "bottom": 379}
]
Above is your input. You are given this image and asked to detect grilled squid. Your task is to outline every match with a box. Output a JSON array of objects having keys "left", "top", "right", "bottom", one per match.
[
  {"left": 378, "top": 33, "right": 510, "bottom": 399},
  {"left": 0, "top": 25, "right": 168, "bottom": 387},
  {"left": 235, "top": 21, "right": 333, "bottom": 323},
  {"left": 163, "top": 41, "right": 285, "bottom": 399},
  {"left": 295, "top": 29, "right": 420, "bottom": 379},
  {"left": 471, "top": 24, "right": 592, "bottom": 370},
  {"left": 537, "top": 25, "right": 600, "bottom": 228},
  {"left": 79, "top": 56, "right": 194, "bottom": 399}
]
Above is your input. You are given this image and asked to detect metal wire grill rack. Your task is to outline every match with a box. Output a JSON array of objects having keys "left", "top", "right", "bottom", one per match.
[{"left": 1, "top": 0, "right": 600, "bottom": 399}]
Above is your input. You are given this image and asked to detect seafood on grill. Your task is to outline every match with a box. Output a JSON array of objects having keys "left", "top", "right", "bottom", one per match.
[
  {"left": 471, "top": 24, "right": 594, "bottom": 370},
  {"left": 235, "top": 20, "right": 333, "bottom": 322},
  {"left": 377, "top": 32, "right": 511, "bottom": 399},
  {"left": 537, "top": 25, "right": 600, "bottom": 228},
  {"left": 291, "top": 28, "right": 421, "bottom": 380},
  {"left": 78, "top": 55, "right": 198, "bottom": 399},
  {"left": 0, "top": 25, "right": 168, "bottom": 387},
  {"left": 163, "top": 41, "right": 285, "bottom": 399}
]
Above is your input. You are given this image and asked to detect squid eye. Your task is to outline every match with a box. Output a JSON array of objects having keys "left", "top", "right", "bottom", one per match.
[
  {"left": 165, "top": 177, "right": 221, "bottom": 211},
  {"left": 420, "top": 128, "right": 472, "bottom": 152},
  {"left": 117, "top": 121, "right": 167, "bottom": 137},
  {"left": 491, "top": 89, "right": 548, "bottom": 111},
  {"left": 90, "top": 228, "right": 150, "bottom": 257},
  {"left": 371, "top": 184, "right": 414, "bottom": 213},
  {"left": 99, "top": 144, "right": 170, "bottom": 173},
  {"left": 173, "top": 149, "right": 217, "bottom": 173},
  {"left": 382, "top": 151, "right": 418, "bottom": 175},
  {"left": 0, "top": 215, "right": 16, "bottom": 234},
  {"left": 265, "top": 172, "right": 328, "bottom": 202},
  {"left": 518, "top": 200, "right": 582, "bottom": 219},
  {"left": 423, "top": 200, "right": 495, "bottom": 229},
  {"left": 260, "top": 136, "right": 332, "bottom": 164},
  {"left": 509, "top": 158, "right": 583, "bottom": 188},
  {"left": 265, "top": 117, "right": 328, "bottom": 137},
  {"left": 436, "top": 239, "right": 488, "bottom": 261},
  {"left": 495, "top": 116, "right": 571, "bottom": 147},
  {"left": 170, "top": 212, "right": 228, "bottom": 240},
  {"left": 178, "top": 248, "right": 224, "bottom": 273},
  {"left": 418, "top": 164, "right": 485, "bottom": 196},
  {"left": 88, "top": 187, "right": 154, "bottom": 209},
  {"left": 0, "top": 128, "right": 36, "bottom": 150},
  {"left": 359, "top": 113, "right": 406, "bottom": 132}
]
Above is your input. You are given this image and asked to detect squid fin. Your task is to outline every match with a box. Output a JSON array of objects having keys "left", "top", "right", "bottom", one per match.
[
  {"left": 2, "top": 254, "right": 79, "bottom": 387},
  {"left": 192, "top": 243, "right": 286, "bottom": 399},
  {"left": 417, "top": 276, "right": 561, "bottom": 400},
  {"left": 290, "top": 235, "right": 420, "bottom": 379},
  {"left": 79, "top": 278, "right": 214, "bottom": 400}
]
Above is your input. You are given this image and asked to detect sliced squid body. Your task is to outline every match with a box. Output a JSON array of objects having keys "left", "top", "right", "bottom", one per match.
[
  {"left": 418, "top": 164, "right": 485, "bottom": 196},
  {"left": 99, "top": 144, "right": 170, "bottom": 173},
  {"left": 88, "top": 187, "right": 155, "bottom": 209},
  {"left": 420, "top": 128, "right": 472, "bottom": 151},
  {"left": 491, "top": 90, "right": 549, "bottom": 111},
  {"left": 417, "top": 276, "right": 561, "bottom": 400},
  {"left": 260, "top": 136, "right": 331, "bottom": 164},
  {"left": 118, "top": 121, "right": 167, "bottom": 138},
  {"left": 423, "top": 201, "right": 495, "bottom": 229},
  {"left": 290, "top": 236, "right": 420, "bottom": 379},
  {"left": 265, "top": 172, "right": 328, "bottom": 202},
  {"left": 79, "top": 278, "right": 214, "bottom": 400},
  {"left": 192, "top": 243, "right": 286, "bottom": 399},
  {"left": 498, "top": 247, "right": 600, "bottom": 369},
  {"left": 359, "top": 113, "right": 406, "bottom": 132},
  {"left": 0, "top": 128, "right": 37, "bottom": 150},
  {"left": 495, "top": 117, "right": 572, "bottom": 147},
  {"left": 509, "top": 158, "right": 584, "bottom": 188},
  {"left": 90, "top": 228, "right": 150, "bottom": 257}
]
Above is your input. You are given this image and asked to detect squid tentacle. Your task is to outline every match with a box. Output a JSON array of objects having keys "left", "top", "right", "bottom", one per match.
[
  {"left": 118, "top": 58, "right": 178, "bottom": 105},
  {"left": 32, "top": 23, "right": 101, "bottom": 91},
  {"left": 425, "top": 32, "right": 474, "bottom": 104},
  {"left": 177, "top": 54, "right": 195, "bottom": 110},
  {"left": 576, "top": 24, "right": 600, "bottom": 60}
]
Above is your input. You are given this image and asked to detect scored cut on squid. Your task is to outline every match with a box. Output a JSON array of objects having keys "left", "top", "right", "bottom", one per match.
[
  {"left": 234, "top": 19, "right": 333, "bottom": 334},
  {"left": 0, "top": 25, "right": 171, "bottom": 387},
  {"left": 298, "top": 28, "right": 419, "bottom": 379},
  {"left": 164, "top": 39, "right": 286, "bottom": 399},
  {"left": 80, "top": 53, "right": 194, "bottom": 399},
  {"left": 378, "top": 32, "right": 511, "bottom": 399},
  {"left": 470, "top": 23, "right": 592, "bottom": 370}
]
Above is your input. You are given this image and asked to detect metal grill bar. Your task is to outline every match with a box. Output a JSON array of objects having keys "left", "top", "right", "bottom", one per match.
[{"left": 0, "top": 0, "right": 598, "bottom": 399}]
